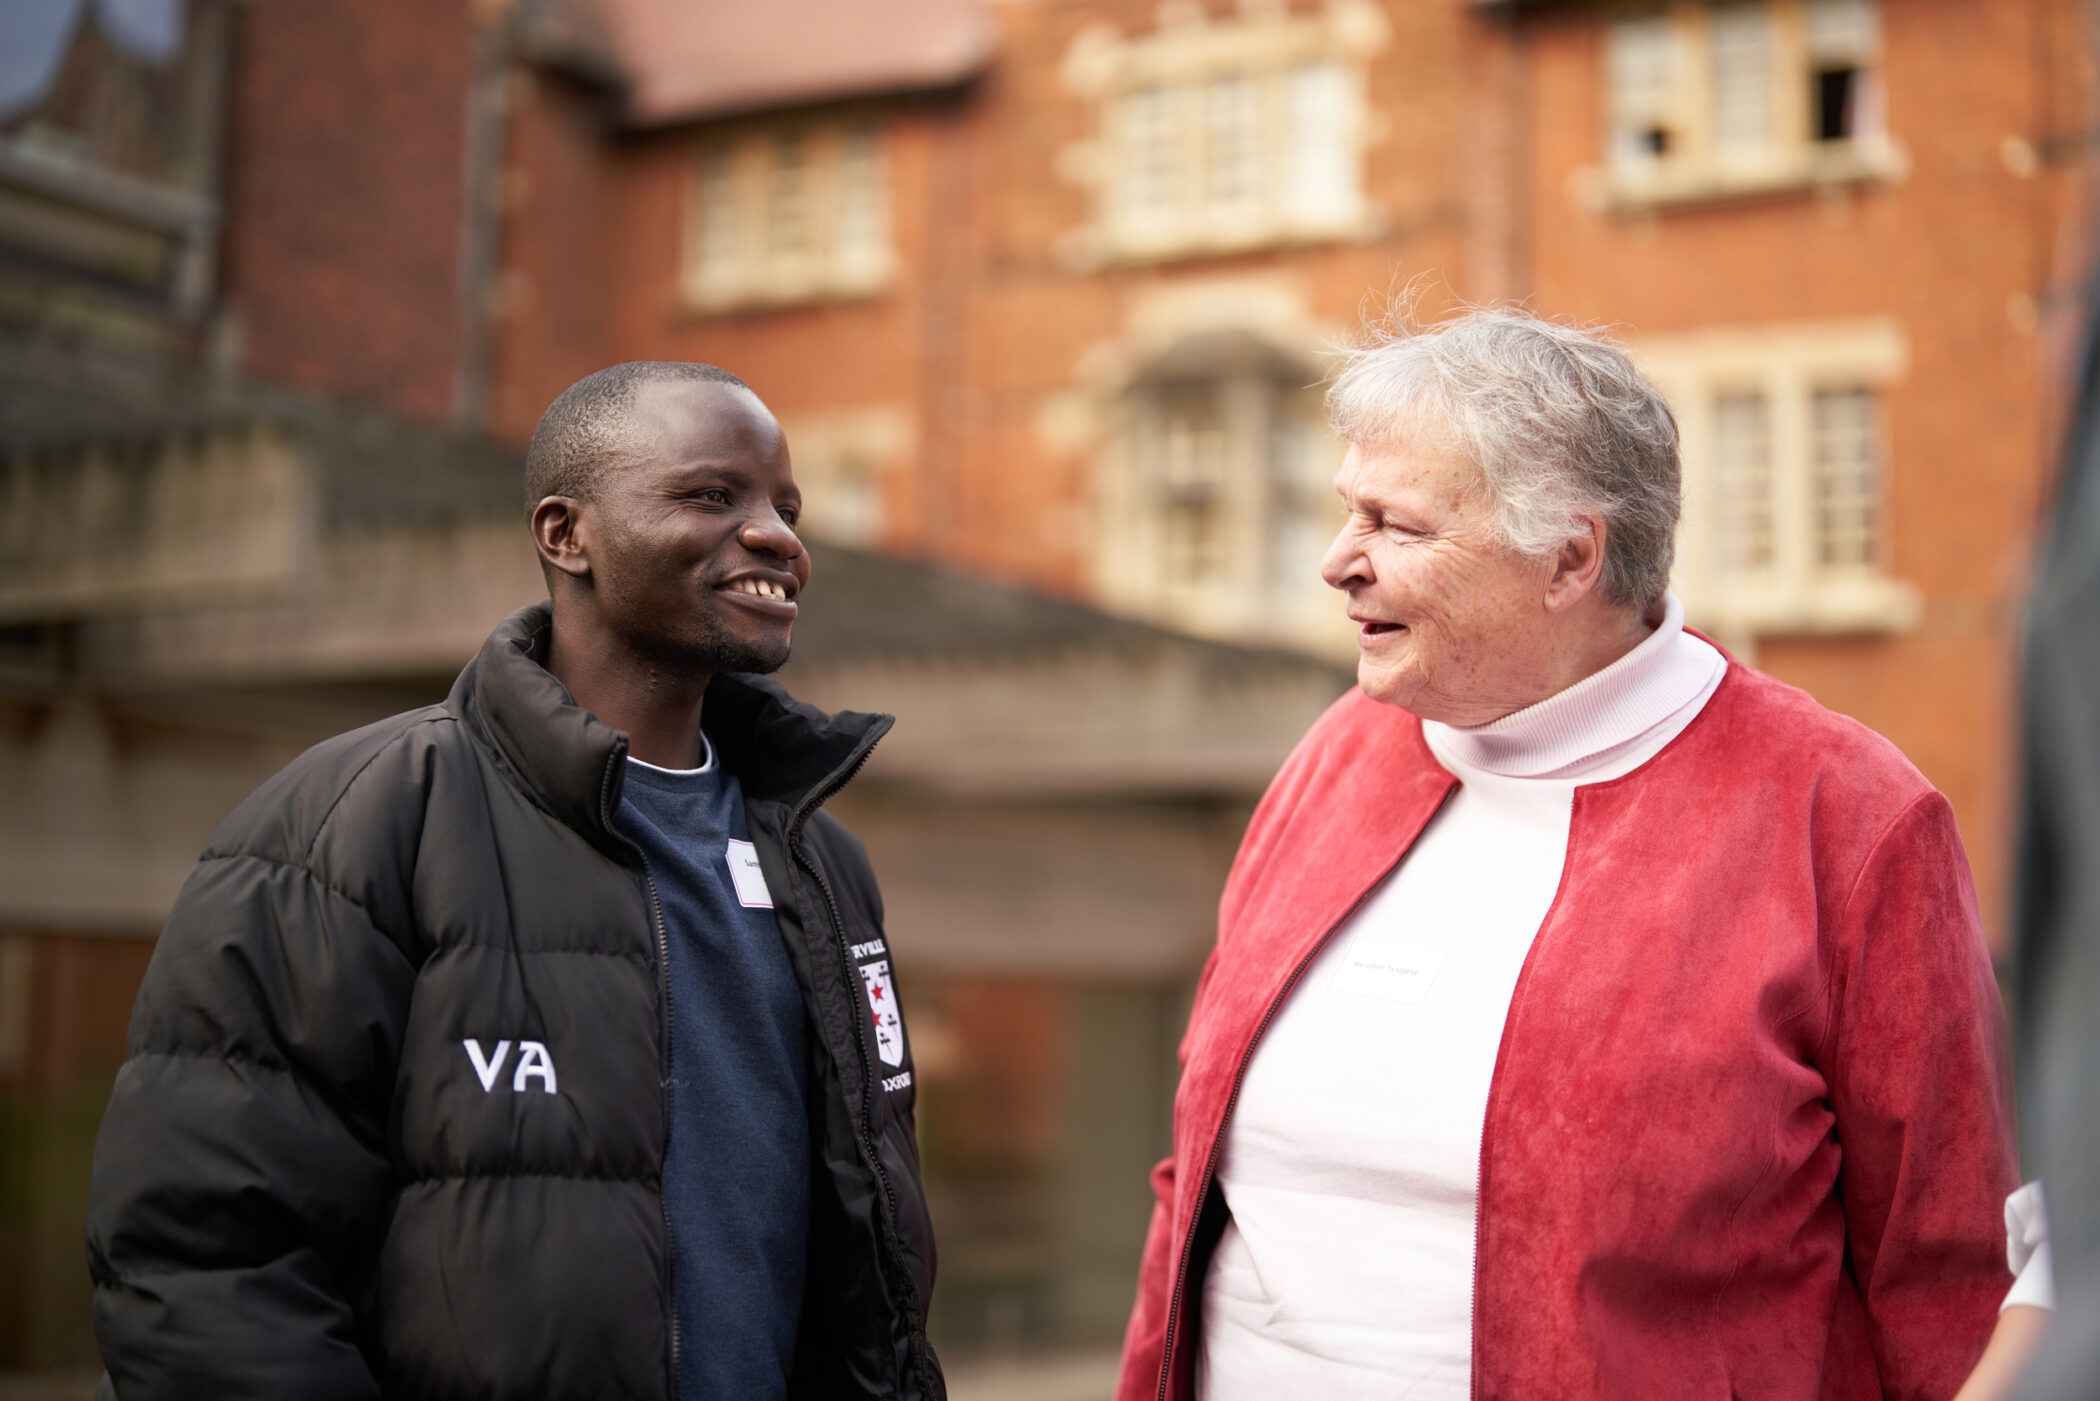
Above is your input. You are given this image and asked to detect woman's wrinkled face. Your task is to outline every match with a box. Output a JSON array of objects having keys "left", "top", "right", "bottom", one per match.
[{"left": 1320, "top": 436, "right": 1563, "bottom": 726}]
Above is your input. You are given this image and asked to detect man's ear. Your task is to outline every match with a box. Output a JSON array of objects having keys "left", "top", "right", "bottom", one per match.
[
  {"left": 1542, "top": 513, "right": 1608, "bottom": 613},
  {"left": 531, "top": 496, "right": 593, "bottom": 583}
]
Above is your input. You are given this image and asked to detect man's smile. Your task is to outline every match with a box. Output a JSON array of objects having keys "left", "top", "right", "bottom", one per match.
[{"left": 718, "top": 571, "right": 800, "bottom": 616}]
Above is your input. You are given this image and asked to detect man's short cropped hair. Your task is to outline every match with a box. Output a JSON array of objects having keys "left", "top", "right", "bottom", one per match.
[{"left": 524, "top": 361, "right": 752, "bottom": 513}]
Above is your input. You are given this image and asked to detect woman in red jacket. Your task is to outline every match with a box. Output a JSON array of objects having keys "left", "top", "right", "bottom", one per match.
[{"left": 1117, "top": 310, "right": 2019, "bottom": 1401}]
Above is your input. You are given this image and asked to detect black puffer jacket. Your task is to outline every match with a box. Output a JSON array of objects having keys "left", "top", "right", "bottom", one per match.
[{"left": 85, "top": 603, "right": 940, "bottom": 1401}]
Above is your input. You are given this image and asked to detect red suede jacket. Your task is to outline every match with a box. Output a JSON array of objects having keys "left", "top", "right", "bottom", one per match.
[{"left": 1117, "top": 662, "right": 2018, "bottom": 1401}]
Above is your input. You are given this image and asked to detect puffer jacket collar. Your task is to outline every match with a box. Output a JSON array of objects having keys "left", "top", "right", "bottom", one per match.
[{"left": 449, "top": 601, "right": 891, "bottom": 858}]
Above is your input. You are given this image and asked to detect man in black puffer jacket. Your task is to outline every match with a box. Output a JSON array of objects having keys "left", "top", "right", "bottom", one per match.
[{"left": 85, "top": 363, "right": 940, "bottom": 1401}]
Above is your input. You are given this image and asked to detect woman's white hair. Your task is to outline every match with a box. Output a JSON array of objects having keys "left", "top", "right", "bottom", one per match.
[{"left": 1327, "top": 307, "right": 1681, "bottom": 611}]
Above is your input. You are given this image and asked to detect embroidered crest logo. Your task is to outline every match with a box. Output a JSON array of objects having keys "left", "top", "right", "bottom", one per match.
[{"left": 858, "top": 959, "right": 905, "bottom": 1067}]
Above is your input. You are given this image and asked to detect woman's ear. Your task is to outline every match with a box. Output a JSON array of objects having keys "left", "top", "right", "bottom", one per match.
[
  {"left": 1542, "top": 514, "right": 1608, "bottom": 613},
  {"left": 532, "top": 496, "right": 593, "bottom": 582}
]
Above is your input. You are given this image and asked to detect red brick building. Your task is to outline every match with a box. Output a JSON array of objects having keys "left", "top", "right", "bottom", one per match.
[
  {"left": 224, "top": 0, "right": 484, "bottom": 422},
  {"left": 492, "top": 0, "right": 2093, "bottom": 952},
  {"left": 2, "top": 0, "right": 2091, "bottom": 1382},
  {"left": 1, "top": 0, "right": 1341, "bottom": 1375},
  {"left": 1511, "top": 0, "right": 2095, "bottom": 941},
  {"left": 480, "top": 7, "right": 2094, "bottom": 1359}
]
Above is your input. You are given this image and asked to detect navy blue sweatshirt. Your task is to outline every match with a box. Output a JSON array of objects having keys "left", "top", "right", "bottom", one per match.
[{"left": 617, "top": 743, "right": 810, "bottom": 1401}]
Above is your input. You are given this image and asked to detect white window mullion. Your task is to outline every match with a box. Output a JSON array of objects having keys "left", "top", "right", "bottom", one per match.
[
  {"left": 682, "top": 119, "right": 895, "bottom": 309},
  {"left": 1267, "top": 396, "right": 1342, "bottom": 608},
  {"left": 1117, "top": 399, "right": 1162, "bottom": 609},
  {"left": 684, "top": 145, "right": 731, "bottom": 302},
  {"left": 1112, "top": 86, "right": 1177, "bottom": 246},
  {"left": 1805, "top": 0, "right": 1882, "bottom": 148},
  {"left": 810, "top": 128, "right": 841, "bottom": 291},
  {"left": 1176, "top": 81, "right": 1208, "bottom": 242},
  {"left": 1636, "top": 317, "right": 1907, "bottom": 635},
  {"left": 1158, "top": 384, "right": 1231, "bottom": 594},
  {"left": 1765, "top": 367, "right": 1814, "bottom": 611},
  {"left": 1204, "top": 74, "right": 1261, "bottom": 222},
  {"left": 1285, "top": 60, "right": 1360, "bottom": 228},
  {"left": 1665, "top": 376, "right": 1718, "bottom": 615},
  {"left": 1606, "top": 14, "right": 1682, "bottom": 173},
  {"left": 736, "top": 142, "right": 766, "bottom": 297},
  {"left": 833, "top": 126, "right": 890, "bottom": 288},
  {"left": 1258, "top": 68, "right": 1289, "bottom": 234},
  {"left": 1219, "top": 374, "right": 1270, "bottom": 615},
  {"left": 1809, "top": 385, "right": 1880, "bottom": 575},
  {"left": 1675, "top": 3, "right": 1713, "bottom": 168},
  {"left": 1601, "top": 0, "right": 1890, "bottom": 207},
  {"left": 1769, "top": 0, "right": 1811, "bottom": 152},
  {"left": 1081, "top": 11, "right": 1374, "bottom": 260},
  {"left": 1709, "top": 2, "right": 1776, "bottom": 163},
  {"left": 1713, "top": 385, "right": 1776, "bottom": 585}
]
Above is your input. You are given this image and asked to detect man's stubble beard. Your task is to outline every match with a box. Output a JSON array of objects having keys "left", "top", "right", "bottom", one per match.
[
  {"left": 596, "top": 562, "right": 793, "bottom": 680},
  {"left": 696, "top": 627, "right": 792, "bottom": 677},
  {"left": 637, "top": 611, "right": 792, "bottom": 680}
]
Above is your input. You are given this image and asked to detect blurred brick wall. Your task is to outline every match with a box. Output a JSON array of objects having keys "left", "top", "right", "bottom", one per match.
[
  {"left": 491, "top": 0, "right": 1493, "bottom": 595},
  {"left": 484, "top": 0, "right": 2092, "bottom": 946},
  {"left": 349, "top": 0, "right": 2096, "bottom": 954},
  {"left": 0, "top": 934, "right": 157, "bottom": 1371},
  {"left": 1515, "top": 0, "right": 2096, "bottom": 945},
  {"left": 489, "top": 75, "right": 953, "bottom": 547},
  {"left": 0, "top": 936, "right": 153, "bottom": 1099},
  {"left": 221, "top": 0, "right": 478, "bottom": 425}
]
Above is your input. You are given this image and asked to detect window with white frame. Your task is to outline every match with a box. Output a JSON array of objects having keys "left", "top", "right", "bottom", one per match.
[
  {"left": 1712, "top": 389, "right": 1775, "bottom": 574},
  {"left": 1811, "top": 386, "right": 1878, "bottom": 569},
  {"left": 1061, "top": 2, "right": 1384, "bottom": 263},
  {"left": 1110, "top": 352, "right": 1343, "bottom": 639},
  {"left": 1151, "top": 385, "right": 1232, "bottom": 585},
  {"left": 1636, "top": 320, "right": 1916, "bottom": 635},
  {"left": 682, "top": 121, "right": 893, "bottom": 309},
  {"left": 1599, "top": 0, "right": 1896, "bottom": 208}
]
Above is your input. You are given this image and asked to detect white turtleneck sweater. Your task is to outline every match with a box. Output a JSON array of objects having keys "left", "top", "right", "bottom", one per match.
[{"left": 1198, "top": 595, "right": 1727, "bottom": 1401}]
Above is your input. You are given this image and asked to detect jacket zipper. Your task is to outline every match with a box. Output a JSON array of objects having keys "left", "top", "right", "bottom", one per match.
[
  {"left": 600, "top": 752, "right": 682, "bottom": 1401},
  {"left": 786, "top": 734, "right": 933, "bottom": 1393},
  {"left": 1469, "top": 1154, "right": 1482, "bottom": 1401},
  {"left": 640, "top": 859, "right": 682, "bottom": 1399},
  {"left": 1154, "top": 789, "right": 1455, "bottom": 1401}
]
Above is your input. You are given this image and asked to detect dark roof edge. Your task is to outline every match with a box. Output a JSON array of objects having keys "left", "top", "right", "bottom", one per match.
[{"left": 615, "top": 61, "right": 990, "bottom": 131}]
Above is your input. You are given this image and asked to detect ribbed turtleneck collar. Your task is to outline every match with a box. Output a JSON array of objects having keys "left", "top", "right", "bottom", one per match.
[{"left": 1422, "top": 593, "right": 1724, "bottom": 780}]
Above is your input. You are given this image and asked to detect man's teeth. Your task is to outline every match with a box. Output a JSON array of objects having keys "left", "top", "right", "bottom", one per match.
[{"left": 732, "top": 578, "right": 789, "bottom": 601}]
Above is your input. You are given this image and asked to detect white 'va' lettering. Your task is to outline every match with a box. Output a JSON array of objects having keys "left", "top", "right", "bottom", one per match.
[
  {"left": 512, "top": 1040, "right": 558, "bottom": 1095},
  {"left": 464, "top": 1039, "right": 511, "bottom": 1092}
]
